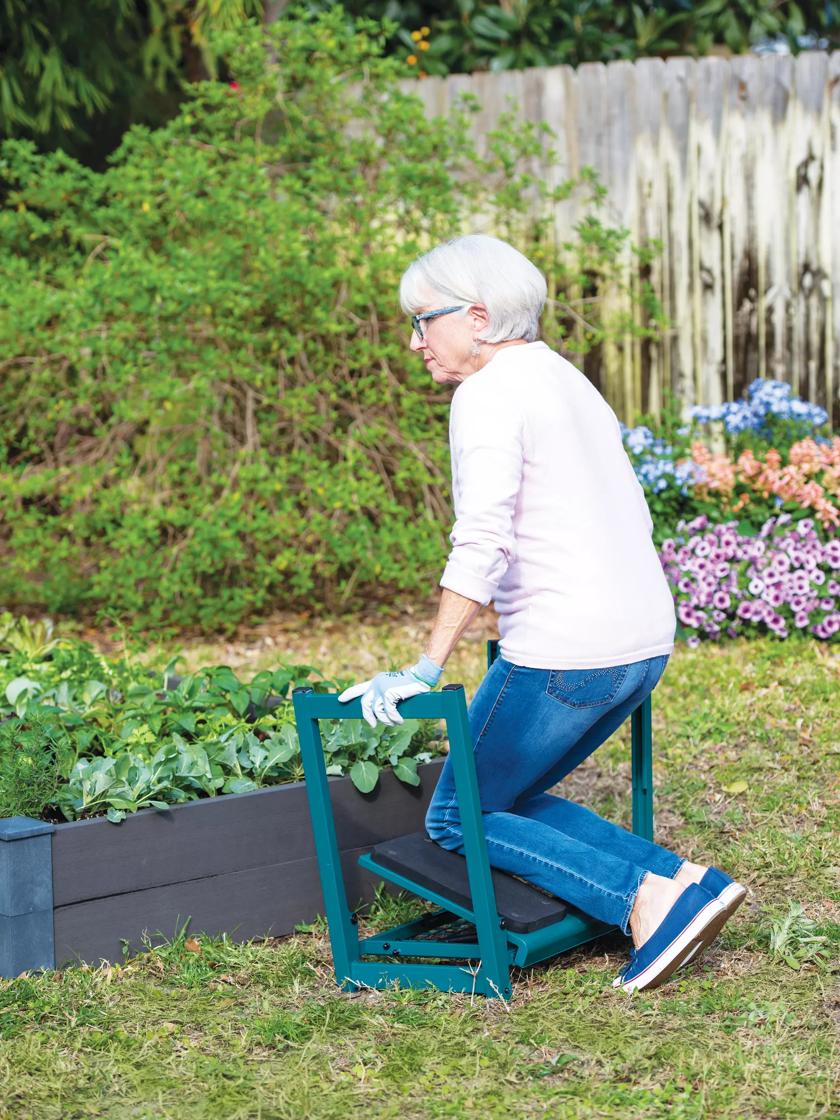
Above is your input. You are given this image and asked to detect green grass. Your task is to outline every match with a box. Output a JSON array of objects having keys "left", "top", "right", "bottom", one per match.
[{"left": 1, "top": 628, "right": 838, "bottom": 1120}]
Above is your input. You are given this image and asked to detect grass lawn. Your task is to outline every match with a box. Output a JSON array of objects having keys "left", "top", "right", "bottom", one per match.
[{"left": 1, "top": 617, "right": 838, "bottom": 1119}]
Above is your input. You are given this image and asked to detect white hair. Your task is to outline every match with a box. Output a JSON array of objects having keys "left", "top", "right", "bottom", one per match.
[{"left": 399, "top": 234, "right": 547, "bottom": 344}]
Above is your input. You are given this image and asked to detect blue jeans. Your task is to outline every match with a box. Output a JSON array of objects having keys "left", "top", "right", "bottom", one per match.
[{"left": 425, "top": 654, "right": 681, "bottom": 934}]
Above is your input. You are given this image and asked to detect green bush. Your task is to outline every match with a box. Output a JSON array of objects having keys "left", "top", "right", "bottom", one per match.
[{"left": 0, "top": 11, "right": 656, "bottom": 635}]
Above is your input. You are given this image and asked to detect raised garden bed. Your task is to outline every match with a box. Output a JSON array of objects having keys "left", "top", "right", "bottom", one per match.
[{"left": 1, "top": 758, "right": 443, "bottom": 975}]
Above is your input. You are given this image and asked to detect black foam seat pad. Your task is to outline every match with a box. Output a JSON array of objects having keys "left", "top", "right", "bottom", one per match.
[{"left": 366, "top": 832, "right": 568, "bottom": 934}]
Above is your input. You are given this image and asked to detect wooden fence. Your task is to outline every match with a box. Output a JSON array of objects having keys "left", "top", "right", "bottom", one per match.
[{"left": 411, "top": 52, "right": 840, "bottom": 427}]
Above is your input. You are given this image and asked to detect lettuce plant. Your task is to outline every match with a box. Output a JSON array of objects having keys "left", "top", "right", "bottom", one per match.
[{"left": 0, "top": 624, "right": 442, "bottom": 822}]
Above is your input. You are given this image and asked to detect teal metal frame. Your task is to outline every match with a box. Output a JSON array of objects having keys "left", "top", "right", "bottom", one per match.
[{"left": 292, "top": 640, "right": 654, "bottom": 1000}]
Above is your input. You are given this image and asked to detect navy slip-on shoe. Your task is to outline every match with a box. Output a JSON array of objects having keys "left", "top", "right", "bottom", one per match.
[
  {"left": 613, "top": 884, "right": 726, "bottom": 994},
  {"left": 679, "top": 867, "right": 748, "bottom": 968},
  {"left": 699, "top": 867, "right": 748, "bottom": 916}
]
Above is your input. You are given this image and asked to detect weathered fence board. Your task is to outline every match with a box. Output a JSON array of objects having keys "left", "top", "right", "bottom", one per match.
[{"left": 409, "top": 51, "right": 840, "bottom": 425}]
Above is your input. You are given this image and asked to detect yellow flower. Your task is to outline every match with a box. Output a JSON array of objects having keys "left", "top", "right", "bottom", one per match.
[
  {"left": 406, "top": 54, "right": 418, "bottom": 65},
  {"left": 141, "top": 200, "right": 150, "bottom": 213},
  {"left": 420, "top": 25, "right": 430, "bottom": 36},
  {"left": 419, "top": 40, "right": 429, "bottom": 50},
  {"left": 410, "top": 29, "right": 422, "bottom": 42}
]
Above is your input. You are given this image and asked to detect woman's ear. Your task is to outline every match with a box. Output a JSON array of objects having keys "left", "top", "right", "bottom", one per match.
[{"left": 468, "top": 303, "right": 490, "bottom": 336}]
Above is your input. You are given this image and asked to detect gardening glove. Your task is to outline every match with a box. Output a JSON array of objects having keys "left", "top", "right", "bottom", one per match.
[{"left": 338, "top": 654, "right": 443, "bottom": 727}]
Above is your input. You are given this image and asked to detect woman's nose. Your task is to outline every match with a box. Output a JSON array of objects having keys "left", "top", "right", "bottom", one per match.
[{"left": 409, "top": 330, "right": 424, "bottom": 352}]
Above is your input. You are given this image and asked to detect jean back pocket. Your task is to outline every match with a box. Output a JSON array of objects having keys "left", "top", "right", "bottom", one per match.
[{"left": 546, "top": 664, "right": 629, "bottom": 709}]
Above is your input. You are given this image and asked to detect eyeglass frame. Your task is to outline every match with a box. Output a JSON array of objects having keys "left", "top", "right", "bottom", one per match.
[{"left": 411, "top": 305, "right": 464, "bottom": 340}]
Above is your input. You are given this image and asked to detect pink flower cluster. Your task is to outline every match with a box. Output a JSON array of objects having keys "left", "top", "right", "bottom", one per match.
[
  {"left": 660, "top": 514, "right": 840, "bottom": 644},
  {"left": 690, "top": 438, "right": 840, "bottom": 529}
]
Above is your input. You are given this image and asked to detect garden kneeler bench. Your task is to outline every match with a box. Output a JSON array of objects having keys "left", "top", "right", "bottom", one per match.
[{"left": 291, "top": 640, "right": 654, "bottom": 1000}]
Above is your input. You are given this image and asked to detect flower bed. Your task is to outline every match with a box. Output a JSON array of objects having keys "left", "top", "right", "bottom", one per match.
[
  {"left": 622, "top": 379, "right": 834, "bottom": 530},
  {"left": 662, "top": 515, "right": 839, "bottom": 644},
  {"left": 621, "top": 379, "right": 838, "bottom": 645},
  {"left": 690, "top": 438, "right": 840, "bottom": 532}
]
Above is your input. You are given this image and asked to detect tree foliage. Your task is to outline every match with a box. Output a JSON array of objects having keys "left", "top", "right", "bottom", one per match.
[
  {"left": 0, "top": 0, "right": 261, "bottom": 158},
  {"left": 331, "top": 0, "right": 840, "bottom": 78}
]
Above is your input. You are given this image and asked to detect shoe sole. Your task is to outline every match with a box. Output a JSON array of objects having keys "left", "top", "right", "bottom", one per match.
[
  {"left": 679, "top": 882, "right": 748, "bottom": 968},
  {"left": 614, "top": 895, "right": 727, "bottom": 993}
]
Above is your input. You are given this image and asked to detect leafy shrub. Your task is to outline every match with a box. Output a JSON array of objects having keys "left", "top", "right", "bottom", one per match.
[
  {"left": 0, "top": 0, "right": 262, "bottom": 152},
  {"left": 0, "top": 11, "right": 655, "bottom": 636}
]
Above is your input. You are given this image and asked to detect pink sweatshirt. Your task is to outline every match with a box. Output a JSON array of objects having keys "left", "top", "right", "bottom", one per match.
[{"left": 439, "top": 342, "right": 676, "bottom": 669}]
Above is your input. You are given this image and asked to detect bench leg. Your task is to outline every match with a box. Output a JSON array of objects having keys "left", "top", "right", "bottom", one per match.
[{"left": 631, "top": 696, "right": 654, "bottom": 841}]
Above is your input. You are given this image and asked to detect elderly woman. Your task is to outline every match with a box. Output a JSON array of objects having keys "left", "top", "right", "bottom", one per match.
[{"left": 339, "top": 234, "right": 745, "bottom": 992}]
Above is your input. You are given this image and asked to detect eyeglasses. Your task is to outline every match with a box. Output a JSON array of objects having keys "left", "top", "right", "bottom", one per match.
[{"left": 411, "top": 305, "right": 463, "bottom": 340}]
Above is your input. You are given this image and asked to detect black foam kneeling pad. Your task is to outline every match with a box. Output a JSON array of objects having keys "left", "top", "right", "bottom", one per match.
[{"left": 366, "top": 832, "right": 567, "bottom": 934}]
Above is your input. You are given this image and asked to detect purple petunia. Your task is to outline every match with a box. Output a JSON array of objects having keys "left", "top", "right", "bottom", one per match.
[{"left": 661, "top": 515, "right": 838, "bottom": 645}]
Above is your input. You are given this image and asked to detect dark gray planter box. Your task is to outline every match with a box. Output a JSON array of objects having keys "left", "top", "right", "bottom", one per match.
[{"left": 1, "top": 759, "right": 444, "bottom": 975}]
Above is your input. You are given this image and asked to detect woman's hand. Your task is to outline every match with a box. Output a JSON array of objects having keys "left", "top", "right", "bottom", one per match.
[{"left": 338, "top": 655, "right": 443, "bottom": 727}]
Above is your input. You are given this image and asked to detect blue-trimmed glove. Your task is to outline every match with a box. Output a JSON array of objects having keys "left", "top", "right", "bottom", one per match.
[{"left": 338, "top": 654, "right": 443, "bottom": 727}]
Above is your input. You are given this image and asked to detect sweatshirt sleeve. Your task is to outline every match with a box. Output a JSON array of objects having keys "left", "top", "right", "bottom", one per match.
[{"left": 439, "top": 380, "right": 525, "bottom": 605}]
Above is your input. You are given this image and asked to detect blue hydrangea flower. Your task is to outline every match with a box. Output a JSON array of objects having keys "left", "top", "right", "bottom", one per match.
[
  {"left": 620, "top": 423, "right": 701, "bottom": 496},
  {"left": 690, "top": 379, "right": 828, "bottom": 438}
]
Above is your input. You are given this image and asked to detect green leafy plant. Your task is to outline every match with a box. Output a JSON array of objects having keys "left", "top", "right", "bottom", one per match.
[
  {"left": 51, "top": 707, "right": 439, "bottom": 821},
  {"left": 767, "top": 900, "right": 831, "bottom": 970},
  {"left": 55, "top": 723, "right": 303, "bottom": 822},
  {"left": 0, "top": 612, "right": 62, "bottom": 660},
  {"left": 0, "top": 617, "right": 443, "bottom": 821},
  {"left": 0, "top": 711, "right": 77, "bottom": 819},
  {"left": 321, "top": 716, "right": 436, "bottom": 792}
]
